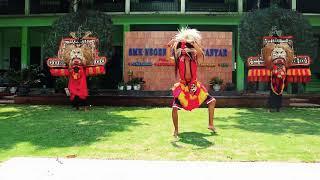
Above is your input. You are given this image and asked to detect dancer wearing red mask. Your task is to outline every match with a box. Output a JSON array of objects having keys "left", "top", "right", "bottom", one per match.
[
  {"left": 168, "top": 28, "right": 216, "bottom": 137},
  {"left": 48, "top": 32, "right": 107, "bottom": 111}
]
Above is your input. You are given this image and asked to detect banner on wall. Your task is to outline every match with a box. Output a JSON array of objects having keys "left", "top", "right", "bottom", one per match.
[{"left": 124, "top": 31, "right": 233, "bottom": 91}]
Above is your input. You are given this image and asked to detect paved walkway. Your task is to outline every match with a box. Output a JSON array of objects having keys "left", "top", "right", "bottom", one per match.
[{"left": 0, "top": 157, "right": 319, "bottom": 180}]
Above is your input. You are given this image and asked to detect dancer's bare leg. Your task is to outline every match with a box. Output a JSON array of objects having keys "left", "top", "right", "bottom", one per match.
[
  {"left": 172, "top": 107, "right": 179, "bottom": 137},
  {"left": 207, "top": 99, "right": 216, "bottom": 132}
]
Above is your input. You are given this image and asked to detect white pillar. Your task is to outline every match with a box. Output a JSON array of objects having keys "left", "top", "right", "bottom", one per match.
[
  {"left": 181, "top": 0, "right": 185, "bottom": 13},
  {"left": 292, "top": 0, "right": 297, "bottom": 11},
  {"left": 238, "top": 0, "right": 243, "bottom": 13},
  {"left": 73, "top": 0, "right": 78, "bottom": 12},
  {"left": 125, "top": 0, "right": 130, "bottom": 14},
  {"left": 25, "top": 0, "right": 30, "bottom": 15}
]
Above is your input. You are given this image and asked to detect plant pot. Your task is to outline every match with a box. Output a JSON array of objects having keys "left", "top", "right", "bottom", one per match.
[
  {"left": 213, "top": 84, "right": 221, "bottom": 91},
  {"left": 126, "top": 85, "right": 132, "bottom": 90},
  {"left": 9, "top": 87, "right": 17, "bottom": 94},
  {"left": 118, "top": 85, "right": 124, "bottom": 90},
  {"left": 133, "top": 84, "right": 140, "bottom": 90}
]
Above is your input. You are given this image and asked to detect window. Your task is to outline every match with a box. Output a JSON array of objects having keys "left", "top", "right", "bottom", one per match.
[
  {"left": 297, "top": 0, "right": 320, "bottom": 13},
  {"left": 186, "top": 0, "right": 237, "bottom": 12},
  {"left": 245, "top": 0, "right": 291, "bottom": 12},
  {"left": 30, "top": 0, "right": 69, "bottom": 14},
  {"left": 93, "top": 0, "right": 125, "bottom": 12},
  {"left": 0, "top": 0, "right": 24, "bottom": 15},
  {"left": 131, "top": 0, "right": 180, "bottom": 12}
]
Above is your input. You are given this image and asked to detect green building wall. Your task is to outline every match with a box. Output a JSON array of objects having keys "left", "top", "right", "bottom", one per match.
[
  {"left": 0, "top": 13, "right": 320, "bottom": 91},
  {"left": 0, "top": 28, "right": 21, "bottom": 69}
]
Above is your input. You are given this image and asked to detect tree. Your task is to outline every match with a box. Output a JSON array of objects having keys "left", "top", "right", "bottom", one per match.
[
  {"left": 239, "top": 5, "right": 317, "bottom": 61},
  {"left": 43, "top": 9, "right": 113, "bottom": 60},
  {"left": 42, "top": 9, "right": 113, "bottom": 89}
]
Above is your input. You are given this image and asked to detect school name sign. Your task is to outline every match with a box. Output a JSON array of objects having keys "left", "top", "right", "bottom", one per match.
[
  {"left": 124, "top": 31, "right": 233, "bottom": 91},
  {"left": 128, "top": 48, "right": 228, "bottom": 57}
]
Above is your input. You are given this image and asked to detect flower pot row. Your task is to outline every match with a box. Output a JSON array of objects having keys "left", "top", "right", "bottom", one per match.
[
  {"left": 118, "top": 77, "right": 145, "bottom": 91},
  {"left": 118, "top": 84, "right": 142, "bottom": 91}
]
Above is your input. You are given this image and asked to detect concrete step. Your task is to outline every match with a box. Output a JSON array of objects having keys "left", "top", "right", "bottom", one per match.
[
  {"left": 0, "top": 99, "right": 14, "bottom": 104},
  {"left": 289, "top": 98, "right": 309, "bottom": 103},
  {"left": 306, "top": 89, "right": 320, "bottom": 93},
  {"left": 306, "top": 84, "right": 320, "bottom": 87},
  {"left": 1, "top": 95, "right": 14, "bottom": 100},
  {"left": 289, "top": 103, "right": 320, "bottom": 107}
]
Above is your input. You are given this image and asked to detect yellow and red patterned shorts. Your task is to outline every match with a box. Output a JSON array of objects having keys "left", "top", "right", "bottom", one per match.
[{"left": 172, "top": 81, "right": 215, "bottom": 111}]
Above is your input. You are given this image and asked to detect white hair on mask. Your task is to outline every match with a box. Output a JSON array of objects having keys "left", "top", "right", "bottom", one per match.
[{"left": 174, "top": 27, "right": 202, "bottom": 43}]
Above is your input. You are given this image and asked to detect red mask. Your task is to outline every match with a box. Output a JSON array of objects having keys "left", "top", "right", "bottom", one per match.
[{"left": 181, "top": 41, "right": 186, "bottom": 55}]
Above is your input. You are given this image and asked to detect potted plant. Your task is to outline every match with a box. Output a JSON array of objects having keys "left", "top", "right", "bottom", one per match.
[
  {"left": 137, "top": 77, "right": 145, "bottom": 90},
  {"left": 1, "top": 65, "right": 45, "bottom": 96},
  {"left": 126, "top": 80, "right": 133, "bottom": 90},
  {"left": 130, "top": 78, "right": 138, "bottom": 90},
  {"left": 5, "top": 69, "right": 20, "bottom": 94},
  {"left": 209, "top": 77, "right": 223, "bottom": 91},
  {"left": 129, "top": 78, "right": 139, "bottom": 90},
  {"left": 118, "top": 81, "right": 125, "bottom": 90},
  {"left": 130, "top": 77, "right": 146, "bottom": 90},
  {"left": 0, "top": 71, "right": 9, "bottom": 93}
]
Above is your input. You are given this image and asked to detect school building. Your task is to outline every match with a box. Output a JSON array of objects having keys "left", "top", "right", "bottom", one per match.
[{"left": 0, "top": 0, "right": 319, "bottom": 92}]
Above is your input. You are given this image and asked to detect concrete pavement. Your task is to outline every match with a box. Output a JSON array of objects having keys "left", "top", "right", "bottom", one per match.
[{"left": 0, "top": 157, "right": 319, "bottom": 180}]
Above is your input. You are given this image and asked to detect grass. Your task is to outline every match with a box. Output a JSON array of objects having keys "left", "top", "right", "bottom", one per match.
[{"left": 0, "top": 105, "right": 319, "bottom": 162}]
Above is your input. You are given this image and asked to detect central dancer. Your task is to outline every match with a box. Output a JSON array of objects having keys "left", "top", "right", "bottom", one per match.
[{"left": 168, "top": 28, "right": 216, "bottom": 137}]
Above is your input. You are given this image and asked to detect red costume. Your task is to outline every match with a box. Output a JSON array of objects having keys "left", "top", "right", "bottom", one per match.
[
  {"left": 247, "top": 34, "right": 311, "bottom": 111},
  {"left": 68, "top": 66, "right": 88, "bottom": 101},
  {"left": 271, "top": 64, "right": 286, "bottom": 95},
  {"left": 169, "top": 29, "right": 215, "bottom": 111},
  {"left": 47, "top": 32, "right": 107, "bottom": 108}
]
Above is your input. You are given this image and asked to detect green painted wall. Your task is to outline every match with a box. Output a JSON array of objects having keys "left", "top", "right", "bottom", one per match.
[
  {"left": 0, "top": 31, "right": 2, "bottom": 69},
  {"left": 0, "top": 16, "right": 57, "bottom": 27},
  {"left": 236, "top": 26, "right": 244, "bottom": 91},
  {"left": 122, "top": 24, "right": 130, "bottom": 81},
  {"left": 21, "top": 27, "right": 29, "bottom": 69},
  {"left": 307, "top": 15, "right": 320, "bottom": 27},
  {"left": 0, "top": 28, "right": 21, "bottom": 69},
  {"left": 112, "top": 15, "right": 241, "bottom": 25},
  {"left": 29, "top": 29, "right": 44, "bottom": 47},
  {"left": 29, "top": 27, "right": 51, "bottom": 66},
  {"left": 112, "top": 25, "right": 123, "bottom": 46}
]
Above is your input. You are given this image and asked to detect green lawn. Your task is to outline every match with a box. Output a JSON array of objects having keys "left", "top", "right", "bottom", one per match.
[{"left": 0, "top": 105, "right": 319, "bottom": 162}]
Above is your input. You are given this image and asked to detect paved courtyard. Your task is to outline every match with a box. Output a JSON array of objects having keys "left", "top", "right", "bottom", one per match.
[{"left": 0, "top": 157, "right": 319, "bottom": 180}]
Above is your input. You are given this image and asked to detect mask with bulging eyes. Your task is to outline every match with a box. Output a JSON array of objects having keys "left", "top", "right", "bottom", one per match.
[
  {"left": 70, "top": 48, "right": 84, "bottom": 65},
  {"left": 271, "top": 47, "right": 287, "bottom": 66},
  {"left": 271, "top": 47, "right": 287, "bottom": 60},
  {"left": 190, "top": 83, "right": 197, "bottom": 94}
]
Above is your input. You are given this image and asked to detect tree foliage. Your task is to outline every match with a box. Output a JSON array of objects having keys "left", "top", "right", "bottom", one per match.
[
  {"left": 43, "top": 9, "right": 113, "bottom": 59},
  {"left": 239, "top": 5, "right": 317, "bottom": 61}
]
